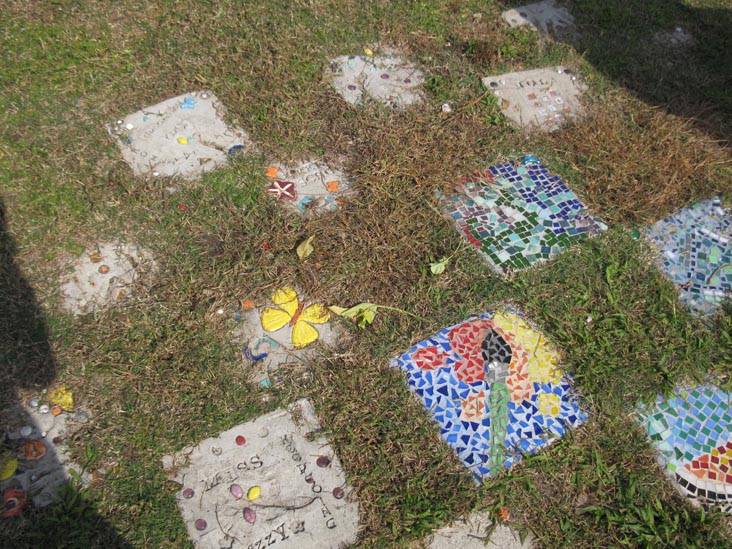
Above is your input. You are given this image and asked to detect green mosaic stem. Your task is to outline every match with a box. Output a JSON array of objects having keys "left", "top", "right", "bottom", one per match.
[{"left": 488, "top": 382, "right": 509, "bottom": 472}]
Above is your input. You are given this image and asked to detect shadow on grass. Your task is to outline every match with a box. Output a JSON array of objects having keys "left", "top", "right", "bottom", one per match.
[{"left": 0, "top": 196, "right": 130, "bottom": 547}]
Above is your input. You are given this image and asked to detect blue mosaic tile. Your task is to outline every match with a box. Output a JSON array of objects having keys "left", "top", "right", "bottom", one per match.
[
  {"left": 645, "top": 197, "right": 731, "bottom": 316},
  {"left": 390, "top": 311, "right": 587, "bottom": 481},
  {"left": 440, "top": 156, "right": 606, "bottom": 274},
  {"left": 638, "top": 385, "right": 732, "bottom": 513}
]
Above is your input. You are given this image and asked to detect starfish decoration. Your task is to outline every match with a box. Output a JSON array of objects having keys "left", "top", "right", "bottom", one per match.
[{"left": 267, "top": 180, "right": 297, "bottom": 201}]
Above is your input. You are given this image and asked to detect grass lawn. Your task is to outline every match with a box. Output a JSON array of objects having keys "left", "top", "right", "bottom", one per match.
[{"left": 1, "top": 0, "right": 731, "bottom": 546}]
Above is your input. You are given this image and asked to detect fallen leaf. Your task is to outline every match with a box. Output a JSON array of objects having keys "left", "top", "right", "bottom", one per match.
[
  {"left": 296, "top": 236, "right": 315, "bottom": 260},
  {"left": 430, "top": 256, "right": 449, "bottom": 275}
]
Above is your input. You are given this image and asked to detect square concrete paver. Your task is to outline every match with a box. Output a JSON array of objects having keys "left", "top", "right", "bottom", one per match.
[
  {"left": 264, "top": 160, "right": 355, "bottom": 216},
  {"left": 645, "top": 197, "right": 731, "bottom": 317},
  {"left": 638, "top": 385, "right": 732, "bottom": 513},
  {"left": 482, "top": 67, "right": 586, "bottom": 131},
  {"left": 391, "top": 310, "right": 587, "bottom": 481},
  {"left": 108, "top": 91, "right": 253, "bottom": 180},
  {"left": 162, "top": 399, "right": 359, "bottom": 548},
  {"left": 234, "top": 287, "right": 343, "bottom": 387},
  {"left": 440, "top": 156, "right": 606, "bottom": 275},
  {"left": 501, "top": 0, "right": 575, "bottom": 39},
  {"left": 327, "top": 49, "right": 424, "bottom": 109},
  {"left": 426, "top": 512, "right": 533, "bottom": 549}
]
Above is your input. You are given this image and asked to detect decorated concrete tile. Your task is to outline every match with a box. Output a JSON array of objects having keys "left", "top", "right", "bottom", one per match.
[
  {"left": 162, "top": 399, "right": 359, "bottom": 549},
  {"left": 501, "top": 0, "right": 575, "bottom": 39},
  {"left": 60, "top": 242, "right": 156, "bottom": 315},
  {"left": 391, "top": 310, "right": 587, "bottom": 481},
  {"left": 107, "top": 91, "right": 253, "bottom": 180},
  {"left": 645, "top": 197, "right": 731, "bottom": 316},
  {"left": 638, "top": 385, "right": 732, "bottom": 513},
  {"left": 1, "top": 388, "right": 92, "bottom": 510},
  {"left": 327, "top": 49, "right": 424, "bottom": 109},
  {"left": 439, "top": 156, "right": 606, "bottom": 274},
  {"left": 482, "top": 67, "right": 586, "bottom": 131},
  {"left": 264, "top": 160, "right": 355, "bottom": 216},
  {"left": 234, "top": 287, "right": 342, "bottom": 387},
  {"left": 426, "top": 511, "right": 534, "bottom": 549}
]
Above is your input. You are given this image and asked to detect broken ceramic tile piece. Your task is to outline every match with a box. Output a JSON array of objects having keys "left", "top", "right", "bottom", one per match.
[
  {"left": 264, "top": 160, "right": 355, "bottom": 216},
  {"left": 482, "top": 67, "right": 586, "bottom": 131},
  {"left": 391, "top": 310, "right": 587, "bottom": 481},
  {"left": 328, "top": 48, "right": 425, "bottom": 109},
  {"left": 107, "top": 91, "right": 254, "bottom": 180},
  {"left": 440, "top": 156, "right": 606, "bottom": 274},
  {"left": 162, "top": 399, "right": 359, "bottom": 548},
  {"left": 645, "top": 197, "right": 731, "bottom": 317},
  {"left": 60, "top": 242, "right": 156, "bottom": 315},
  {"left": 501, "top": 0, "right": 575, "bottom": 39},
  {"left": 638, "top": 384, "right": 732, "bottom": 514},
  {"left": 233, "top": 287, "right": 344, "bottom": 387}
]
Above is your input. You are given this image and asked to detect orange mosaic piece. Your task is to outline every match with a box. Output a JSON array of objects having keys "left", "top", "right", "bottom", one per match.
[
  {"left": 326, "top": 180, "right": 340, "bottom": 193},
  {"left": 265, "top": 166, "right": 280, "bottom": 178}
]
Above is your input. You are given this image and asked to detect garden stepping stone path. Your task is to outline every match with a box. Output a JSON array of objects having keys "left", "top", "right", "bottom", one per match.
[
  {"left": 391, "top": 310, "right": 587, "bottom": 481},
  {"left": 482, "top": 67, "right": 586, "bottom": 131},
  {"left": 1, "top": 390, "right": 91, "bottom": 509},
  {"left": 426, "top": 511, "right": 533, "bottom": 548},
  {"left": 440, "top": 156, "right": 606, "bottom": 274},
  {"left": 501, "top": 0, "right": 576, "bottom": 39},
  {"left": 162, "top": 399, "right": 359, "bottom": 549},
  {"left": 327, "top": 49, "right": 425, "bottom": 109},
  {"left": 60, "top": 241, "right": 156, "bottom": 315},
  {"left": 645, "top": 197, "right": 731, "bottom": 317},
  {"left": 264, "top": 160, "right": 355, "bottom": 216},
  {"left": 638, "top": 385, "right": 732, "bottom": 513},
  {"left": 234, "top": 287, "right": 342, "bottom": 387},
  {"left": 107, "top": 91, "right": 253, "bottom": 180}
]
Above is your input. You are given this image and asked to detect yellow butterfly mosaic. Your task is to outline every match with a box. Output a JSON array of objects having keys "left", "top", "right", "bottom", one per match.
[{"left": 260, "top": 287, "right": 331, "bottom": 349}]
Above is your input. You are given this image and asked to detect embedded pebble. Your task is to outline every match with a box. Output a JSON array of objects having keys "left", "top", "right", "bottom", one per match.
[
  {"left": 333, "top": 487, "right": 345, "bottom": 499},
  {"left": 29, "top": 398, "right": 39, "bottom": 408},
  {"left": 243, "top": 507, "right": 256, "bottom": 524},
  {"left": 316, "top": 455, "right": 330, "bottom": 468},
  {"left": 194, "top": 518, "right": 207, "bottom": 531},
  {"left": 235, "top": 435, "right": 246, "bottom": 446},
  {"left": 182, "top": 488, "right": 195, "bottom": 499},
  {"left": 247, "top": 486, "right": 260, "bottom": 501},
  {"left": 230, "top": 484, "right": 243, "bottom": 499},
  {"left": 19, "top": 426, "right": 32, "bottom": 438}
]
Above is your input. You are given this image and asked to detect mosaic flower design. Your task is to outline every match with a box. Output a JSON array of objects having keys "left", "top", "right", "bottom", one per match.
[
  {"left": 645, "top": 197, "right": 731, "bottom": 316},
  {"left": 441, "top": 156, "right": 606, "bottom": 274},
  {"left": 638, "top": 385, "right": 732, "bottom": 513},
  {"left": 391, "top": 311, "right": 587, "bottom": 480}
]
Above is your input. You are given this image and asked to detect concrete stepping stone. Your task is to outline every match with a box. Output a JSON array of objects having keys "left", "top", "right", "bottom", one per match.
[
  {"left": 391, "top": 310, "right": 587, "bottom": 481},
  {"left": 655, "top": 26, "right": 693, "bottom": 48},
  {"left": 327, "top": 48, "right": 425, "bottom": 109},
  {"left": 60, "top": 242, "right": 156, "bottom": 315},
  {"left": 108, "top": 91, "right": 253, "bottom": 180},
  {"left": 644, "top": 197, "right": 731, "bottom": 317},
  {"left": 264, "top": 160, "right": 355, "bottom": 216},
  {"left": 439, "top": 156, "right": 606, "bottom": 275},
  {"left": 426, "top": 511, "right": 533, "bottom": 548},
  {"left": 162, "top": 399, "right": 359, "bottom": 549},
  {"left": 1, "top": 391, "right": 92, "bottom": 509},
  {"left": 501, "top": 0, "right": 576, "bottom": 39},
  {"left": 638, "top": 385, "right": 732, "bottom": 513},
  {"left": 482, "top": 67, "right": 586, "bottom": 131},
  {"left": 234, "top": 287, "right": 343, "bottom": 388}
]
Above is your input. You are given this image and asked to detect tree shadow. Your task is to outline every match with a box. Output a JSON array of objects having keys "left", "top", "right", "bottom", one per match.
[
  {"left": 0, "top": 196, "right": 130, "bottom": 547},
  {"left": 501, "top": 0, "right": 732, "bottom": 145}
]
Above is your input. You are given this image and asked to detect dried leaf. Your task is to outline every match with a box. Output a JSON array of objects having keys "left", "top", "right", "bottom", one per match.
[{"left": 296, "top": 236, "right": 315, "bottom": 260}]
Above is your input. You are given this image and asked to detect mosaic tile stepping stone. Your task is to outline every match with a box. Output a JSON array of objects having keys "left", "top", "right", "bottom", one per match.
[
  {"left": 264, "top": 160, "right": 355, "bottom": 216},
  {"left": 162, "top": 399, "right": 359, "bottom": 549},
  {"left": 426, "top": 511, "right": 533, "bottom": 549},
  {"left": 108, "top": 91, "right": 253, "bottom": 180},
  {"left": 1, "top": 396, "right": 92, "bottom": 508},
  {"left": 440, "top": 156, "right": 606, "bottom": 274},
  {"left": 638, "top": 385, "right": 732, "bottom": 513},
  {"left": 327, "top": 49, "right": 425, "bottom": 109},
  {"left": 391, "top": 310, "right": 587, "bottom": 481},
  {"left": 482, "top": 67, "right": 586, "bottom": 131},
  {"left": 645, "top": 197, "right": 731, "bottom": 316},
  {"left": 234, "top": 287, "right": 342, "bottom": 387},
  {"left": 501, "top": 0, "right": 575, "bottom": 39},
  {"left": 60, "top": 242, "right": 156, "bottom": 315}
]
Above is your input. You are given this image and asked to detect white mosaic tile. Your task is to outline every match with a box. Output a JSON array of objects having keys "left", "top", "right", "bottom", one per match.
[
  {"left": 108, "top": 91, "right": 253, "bottom": 180},
  {"left": 482, "top": 67, "right": 586, "bottom": 131},
  {"left": 162, "top": 399, "right": 359, "bottom": 549}
]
